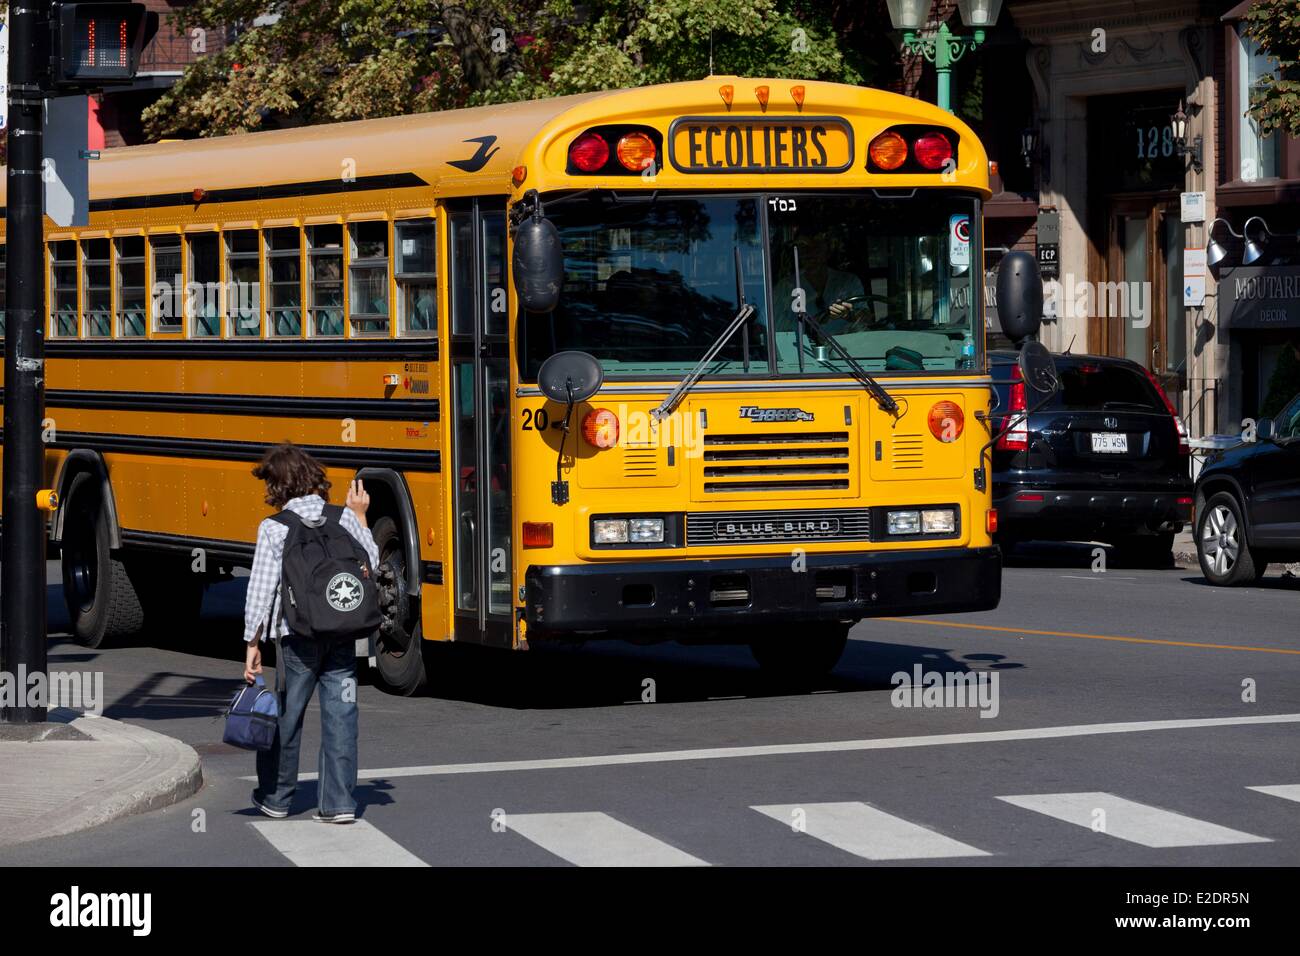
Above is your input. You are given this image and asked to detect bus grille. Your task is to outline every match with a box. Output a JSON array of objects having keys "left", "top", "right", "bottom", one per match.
[
  {"left": 686, "top": 508, "right": 871, "bottom": 545},
  {"left": 700, "top": 431, "right": 851, "bottom": 494}
]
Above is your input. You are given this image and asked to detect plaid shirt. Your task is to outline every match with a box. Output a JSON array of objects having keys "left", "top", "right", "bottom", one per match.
[{"left": 243, "top": 494, "right": 381, "bottom": 643}]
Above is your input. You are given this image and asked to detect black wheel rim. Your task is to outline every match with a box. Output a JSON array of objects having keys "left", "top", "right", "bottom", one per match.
[{"left": 65, "top": 505, "right": 98, "bottom": 612}]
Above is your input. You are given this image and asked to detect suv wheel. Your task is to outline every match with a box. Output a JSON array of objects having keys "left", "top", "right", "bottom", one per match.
[{"left": 1197, "top": 492, "right": 1265, "bottom": 586}]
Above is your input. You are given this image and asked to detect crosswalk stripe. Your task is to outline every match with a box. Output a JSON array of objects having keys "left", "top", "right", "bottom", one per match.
[
  {"left": 249, "top": 819, "right": 429, "bottom": 867},
  {"left": 752, "top": 802, "right": 990, "bottom": 860},
  {"left": 1248, "top": 784, "right": 1300, "bottom": 803},
  {"left": 997, "top": 792, "right": 1271, "bottom": 848},
  {"left": 505, "top": 812, "right": 708, "bottom": 867}
]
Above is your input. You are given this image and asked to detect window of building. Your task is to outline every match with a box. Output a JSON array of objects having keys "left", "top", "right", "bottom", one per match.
[
  {"left": 1237, "top": 25, "right": 1282, "bottom": 182},
  {"left": 189, "top": 233, "right": 220, "bottom": 337},
  {"left": 308, "top": 224, "right": 344, "bottom": 337},
  {"left": 50, "top": 240, "right": 79, "bottom": 337},
  {"left": 395, "top": 219, "right": 436, "bottom": 337},
  {"left": 226, "top": 229, "right": 261, "bottom": 336},
  {"left": 116, "top": 237, "right": 147, "bottom": 337},
  {"left": 267, "top": 228, "right": 303, "bottom": 337},
  {"left": 150, "top": 234, "right": 183, "bottom": 333},
  {"left": 348, "top": 220, "right": 390, "bottom": 335},
  {"left": 82, "top": 238, "right": 112, "bottom": 337}
]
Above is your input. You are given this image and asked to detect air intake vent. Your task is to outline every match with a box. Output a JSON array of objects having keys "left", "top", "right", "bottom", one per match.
[
  {"left": 699, "top": 431, "right": 851, "bottom": 494},
  {"left": 891, "top": 433, "right": 925, "bottom": 470}
]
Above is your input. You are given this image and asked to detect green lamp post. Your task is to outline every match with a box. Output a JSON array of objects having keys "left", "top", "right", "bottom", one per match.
[{"left": 887, "top": 0, "right": 1003, "bottom": 112}]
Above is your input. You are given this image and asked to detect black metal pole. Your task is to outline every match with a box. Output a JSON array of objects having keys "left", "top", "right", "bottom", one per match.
[{"left": 2, "top": 0, "right": 51, "bottom": 723}]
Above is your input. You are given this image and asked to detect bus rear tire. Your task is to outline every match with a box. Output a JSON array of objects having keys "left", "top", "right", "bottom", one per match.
[
  {"left": 749, "top": 622, "right": 849, "bottom": 685},
  {"left": 371, "top": 516, "right": 425, "bottom": 696},
  {"left": 61, "top": 472, "right": 144, "bottom": 648}
]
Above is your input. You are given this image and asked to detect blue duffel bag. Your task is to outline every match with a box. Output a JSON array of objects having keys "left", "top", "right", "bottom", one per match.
[{"left": 224, "top": 675, "right": 280, "bottom": 751}]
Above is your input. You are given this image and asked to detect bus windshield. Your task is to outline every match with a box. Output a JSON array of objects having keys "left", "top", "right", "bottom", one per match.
[{"left": 520, "top": 191, "right": 981, "bottom": 380}]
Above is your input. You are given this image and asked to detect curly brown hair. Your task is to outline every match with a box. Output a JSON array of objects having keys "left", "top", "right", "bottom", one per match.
[{"left": 252, "top": 442, "right": 331, "bottom": 509}]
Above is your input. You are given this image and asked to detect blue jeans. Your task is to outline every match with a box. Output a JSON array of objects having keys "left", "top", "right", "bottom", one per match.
[{"left": 254, "top": 635, "right": 358, "bottom": 816}]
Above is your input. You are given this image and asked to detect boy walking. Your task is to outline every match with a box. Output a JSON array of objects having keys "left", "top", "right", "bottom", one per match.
[{"left": 242, "top": 442, "right": 380, "bottom": 823}]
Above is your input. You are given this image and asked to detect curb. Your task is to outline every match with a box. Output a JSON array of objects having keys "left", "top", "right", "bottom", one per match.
[{"left": 0, "top": 710, "right": 203, "bottom": 847}]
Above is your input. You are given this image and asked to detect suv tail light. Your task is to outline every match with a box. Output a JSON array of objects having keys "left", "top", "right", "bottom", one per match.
[
  {"left": 996, "top": 365, "right": 1028, "bottom": 451},
  {"left": 1142, "top": 367, "right": 1190, "bottom": 455}
]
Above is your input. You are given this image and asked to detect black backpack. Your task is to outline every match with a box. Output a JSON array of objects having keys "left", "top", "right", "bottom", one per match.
[{"left": 270, "top": 505, "right": 381, "bottom": 641}]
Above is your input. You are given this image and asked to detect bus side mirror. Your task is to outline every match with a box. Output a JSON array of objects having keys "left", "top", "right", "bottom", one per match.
[
  {"left": 513, "top": 210, "right": 564, "bottom": 314},
  {"left": 995, "top": 250, "right": 1044, "bottom": 348},
  {"left": 1017, "top": 340, "right": 1059, "bottom": 398}
]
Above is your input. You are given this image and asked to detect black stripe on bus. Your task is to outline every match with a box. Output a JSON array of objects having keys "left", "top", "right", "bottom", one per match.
[
  {"left": 18, "top": 390, "right": 440, "bottom": 423},
  {"left": 44, "top": 340, "right": 437, "bottom": 361},
  {"left": 1, "top": 431, "right": 440, "bottom": 472},
  {"left": 120, "top": 529, "right": 257, "bottom": 565},
  {"left": 83, "top": 172, "right": 431, "bottom": 213}
]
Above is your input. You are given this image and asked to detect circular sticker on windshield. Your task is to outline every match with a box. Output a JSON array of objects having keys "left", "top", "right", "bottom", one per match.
[{"left": 326, "top": 572, "right": 363, "bottom": 612}]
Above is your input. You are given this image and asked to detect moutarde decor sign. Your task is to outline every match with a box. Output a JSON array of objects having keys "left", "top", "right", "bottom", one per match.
[{"left": 1222, "top": 265, "right": 1300, "bottom": 330}]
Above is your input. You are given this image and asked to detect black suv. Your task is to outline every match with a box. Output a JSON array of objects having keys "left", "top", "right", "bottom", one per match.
[
  {"left": 1194, "top": 392, "right": 1300, "bottom": 586},
  {"left": 989, "top": 350, "right": 1193, "bottom": 566}
]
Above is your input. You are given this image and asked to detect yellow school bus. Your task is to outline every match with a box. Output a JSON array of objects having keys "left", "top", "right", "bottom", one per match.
[{"left": 0, "top": 77, "right": 1043, "bottom": 694}]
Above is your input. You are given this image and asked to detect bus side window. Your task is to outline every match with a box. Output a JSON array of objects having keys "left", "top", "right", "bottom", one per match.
[
  {"left": 82, "top": 239, "right": 113, "bottom": 338},
  {"left": 188, "top": 233, "right": 221, "bottom": 337},
  {"left": 150, "top": 234, "right": 183, "bottom": 334},
  {"left": 396, "top": 218, "right": 437, "bottom": 338},
  {"left": 116, "top": 236, "right": 147, "bottom": 337},
  {"left": 226, "top": 229, "right": 261, "bottom": 337},
  {"left": 348, "top": 220, "right": 390, "bottom": 336},
  {"left": 49, "top": 240, "right": 79, "bottom": 337},
  {"left": 267, "top": 227, "right": 303, "bottom": 337},
  {"left": 308, "top": 224, "right": 344, "bottom": 337}
]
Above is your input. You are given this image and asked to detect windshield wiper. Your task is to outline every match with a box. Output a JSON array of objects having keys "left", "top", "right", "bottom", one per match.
[
  {"left": 792, "top": 246, "right": 899, "bottom": 417},
  {"left": 652, "top": 246, "right": 755, "bottom": 421}
]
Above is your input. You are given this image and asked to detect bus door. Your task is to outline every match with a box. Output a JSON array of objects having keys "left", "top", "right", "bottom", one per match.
[{"left": 448, "top": 198, "right": 512, "bottom": 646}]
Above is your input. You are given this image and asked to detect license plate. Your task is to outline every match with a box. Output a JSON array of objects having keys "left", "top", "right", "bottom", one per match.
[{"left": 1091, "top": 432, "right": 1128, "bottom": 453}]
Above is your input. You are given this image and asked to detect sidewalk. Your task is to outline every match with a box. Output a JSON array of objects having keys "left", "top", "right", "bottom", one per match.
[
  {"left": 0, "top": 709, "right": 202, "bottom": 848},
  {"left": 1173, "top": 528, "right": 1197, "bottom": 566}
]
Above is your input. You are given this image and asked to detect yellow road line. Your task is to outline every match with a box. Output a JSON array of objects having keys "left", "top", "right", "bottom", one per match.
[{"left": 877, "top": 618, "right": 1300, "bottom": 656}]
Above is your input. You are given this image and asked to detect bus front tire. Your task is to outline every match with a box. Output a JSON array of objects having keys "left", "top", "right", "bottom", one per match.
[
  {"left": 749, "top": 623, "right": 849, "bottom": 685},
  {"left": 61, "top": 472, "right": 144, "bottom": 648},
  {"left": 371, "top": 515, "right": 426, "bottom": 696}
]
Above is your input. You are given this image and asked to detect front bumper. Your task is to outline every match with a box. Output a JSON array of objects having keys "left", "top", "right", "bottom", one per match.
[
  {"left": 524, "top": 546, "right": 1001, "bottom": 634},
  {"left": 994, "top": 486, "right": 1192, "bottom": 535}
]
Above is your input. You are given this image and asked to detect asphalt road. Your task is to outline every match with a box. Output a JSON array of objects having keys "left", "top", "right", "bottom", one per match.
[{"left": 3, "top": 545, "right": 1299, "bottom": 867}]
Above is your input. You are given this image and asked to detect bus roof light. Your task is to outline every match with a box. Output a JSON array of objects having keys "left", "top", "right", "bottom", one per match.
[
  {"left": 615, "top": 132, "right": 657, "bottom": 172},
  {"left": 754, "top": 85, "right": 770, "bottom": 111},
  {"left": 868, "top": 131, "right": 908, "bottom": 171},
  {"left": 569, "top": 131, "right": 610, "bottom": 172},
  {"left": 718, "top": 84, "right": 734, "bottom": 109},
  {"left": 914, "top": 131, "right": 954, "bottom": 170},
  {"left": 790, "top": 85, "right": 805, "bottom": 110}
]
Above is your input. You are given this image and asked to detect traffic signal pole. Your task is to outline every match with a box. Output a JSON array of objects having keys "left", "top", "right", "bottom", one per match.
[{"left": 2, "top": 0, "right": 52, "bottom": 723}]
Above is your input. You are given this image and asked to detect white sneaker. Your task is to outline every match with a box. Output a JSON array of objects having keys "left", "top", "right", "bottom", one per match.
[
  {"left": 312, "top": 810, "right": 356, "bottom": 824},
  {"left": 253, "top": 796, "right": 289, "bottom": 819}
]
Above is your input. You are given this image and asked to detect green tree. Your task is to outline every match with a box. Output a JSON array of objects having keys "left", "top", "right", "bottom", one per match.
[
  {"left": 1243, "top": 0, "right": 1300, "bottom": 138},
  {"left": 142, "top": 1, "right": 889, "bottom": 139}
]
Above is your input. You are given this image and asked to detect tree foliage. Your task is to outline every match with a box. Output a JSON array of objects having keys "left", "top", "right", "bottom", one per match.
[
  {"left": 1243, "top": 0, "right": 1300, "bottom": 138},
  {"left": 142, "top": 1, "right": 893, "bottom": 138}
]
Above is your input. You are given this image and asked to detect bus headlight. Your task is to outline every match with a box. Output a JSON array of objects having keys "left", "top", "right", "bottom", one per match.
[
  {"left": 922, "top": 508, "right": 956, "bottom": 534},
  {"left": 592, "top": 518, "right": 630, "bottom": 544},
  {"left": 887, "top": 510, "right": 921, "bottom": 535},
  {"left": 592, "top": 515, "right": 669, "bottom": 546},
  {"left": 629, "top": 518, "right": 665, "bottom": 543}
]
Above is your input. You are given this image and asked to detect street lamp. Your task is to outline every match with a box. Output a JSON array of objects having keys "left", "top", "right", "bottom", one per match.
[
  {"left": 889, "top": 0, "right": 1004, "bottom": 112},
  {"left": 1242, "top": 216, "right": 1278, "bottom": 266}
]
